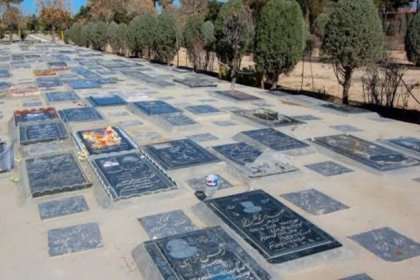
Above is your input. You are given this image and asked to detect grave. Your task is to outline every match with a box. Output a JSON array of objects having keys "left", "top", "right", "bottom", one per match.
[
  {"left": 59, "top": 107, "right": 104, "bottom": 123},
  {"left": 188, "top": 133, "right": 219, "bottom": 142},
  {"left": 0, "top": 69, "right": 11, "bottom": 78},
  {"left": 339, "top": 274, "right": 373, "bottom": 280},
  {"left": 48, "top": 61, "right": 68, "bottom": 71},
  {"left": 34, "top": 69, "right": 56, "bottom": 77},
  {"left": 75, "top": 127, "right": 136, "bottom": 155},
  {"left": 144, "top": 139, "right": 220, "bottom": 170},
  {"left": 233, "top": 108, "right": 302, "bottom": 127},
  {"left": 38, "top": 195, "right": 89, "bottom": 220},
  {"left": 45, "top": 90, "right": 80, "bottom": 102},
  {"left": 87, "top": 94, "right": 127, "bottom": 107},
  {"left": 25, "top": 153, "right": 91, "bottom": 197},
  {"left": 213, "top": 120, "right": 237, "bottom": 126},
  {"left": 9, "top": 83, "right": 40, "bottom": 97},
  {"left": 173, "top": 77, "right": 218, "bottom": 88},
  {"left": 386, "top": 136, "right": 420, "bottom": 156},
  {"left": 321, "top": 103, "right": 369, "bottom": 114},
  {"left": 0, "top": 81, "right": 11, "bottom": 91},
  {"left": 72, "top": 67, "right": 101, "bottom": 79},
  {"left": 281, "top": 189, "right": 349, "bottom": 215},
  {"left": 292, "top": 114, "right": 321, "bottom": 121},
  {"left": 132, "top": 100, "right": 180, "bottom": 116},
  {"left": 139, "top": 210, "right": 197, "bottom": 239},
  {"left": 241, "top": 128, "right": 309, "bottom": 151},
  {"left": 48, "top": 223, "right": 103, "bottom": 256},
  {"left": 0, "top": 142, "right": 14, "bottom": 173},
  {"left": 36, "top": 77, "right": 63, "bottom": 88},
  {"left": 91, "top": 152, "right": 176, "bottom": 201},
  {"left": 214, "top": 90, "right": 262, "bottom": 101},
  {"left": 206, "top": 190, "right": 341, "bottom": 263},
  {"left": 22, "top": 99, "right": 43, "bottom": 107},
  {"left": 157, "top": 113, "right": 196, "bottom": 127},
  {"left": 305, "top": 161, "right": 353, "bottom": 176},
  {"left": 67, "top": 79, "right": 101, "bottom": 89},
  {"left": 185, "top": 104, "right": 221, "bottom": 114},
  {"left": 213, "top": 142, "right": 298, "bottom": 178},
  {"left": 96, "top": 78, "right": 117, "bottom": 85},
  {"left": 330, "top": 125, "right": 363, "bottom": 133},
  {"left": 14, "top": 108, "right": 58, "bottom": 125},
  {"left": 19, "top": 120, "right": 69, "bottom": 145},
  {"left": 133, "top": 226, "right": 271, "bottom": 280},
  {"left": 311, "top": 134, "right": 420, "bottom": 171},
  {"left": 349, "top": 227, "right": 420, "bottom": 262}
]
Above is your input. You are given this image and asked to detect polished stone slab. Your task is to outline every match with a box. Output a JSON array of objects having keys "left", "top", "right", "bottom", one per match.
[
  {"left": 133, "top": 100, "right": 179, "bottom": 116},
  {"left": 36, "top": 77, "right": 63, "bottom": 88},
  {"left": 0, "top": 69, "right": 11, "bottom": 78},
  {"left": 76, "top": 127, "right": 136, "bottom": 155},
  {"left": 213, "top": 142, "right": 262, "bottom": 166},
  {"left": 0, "top": 81, "right": 11, "bottom": 91},
  {"left": 26, "top": 153, "right": 90, "bottom": 197},
  {"left": 22, "top": 99, "right": 43, "bottom": 107},
  {"left": 311, "top": 134, "right": 420, "bottom": 171},
  {"left": 71, "top": 66, "right": 101, "bottom": 79},
  {"left": 136, "top": 226, "right": 271, "bottom": 280},
  {"left": 48, "top": 61, "right": 68, "bottom": 70},
  {"left": 139, "top": 210, "right": 197, "bottom": 239},
  {"left": 305, "top": 161, "right": 353, "bottom": 176},
  {"left": 19, "top": 121, "right": 69, "bottom": 145},
  {"left": 349, "top": 227, "right": 420, "bottom": 262},
  {"left": 96, "top": 78, "right": 117, "bottom": 85},
  {"left": 173, "top": 77, "right": 218, "bottom": 88},
  {"left": 158, "top": 113, "right": 196, "bottom": 126},
  {"left": 386, "top": 137, "right": 420, "bottom": 155},
  {"left": 188, "top": 133, "right": 219, "bottom": 142},
  {"left": 48, "top": 223, "right": 103, "bottom": 256},
  {"left": 45, "top": 90, "right": 80, "bottom": 102},
  {"left": 321, "top": 103, "right": 369, "bottom": 114},
  {"left": 213, "top": 120, "right": 237, "bottom": 126},
  {"left": 144, "top": 139, "right": 220, "bottom": 170},
  {"left": 206, "top": 190, "right": 342, "bottom": 263},
  {"left": 233, "top": 108, "right": 302, "bottom": 127},
  {"left": 187, "top": 174, "right": 232, "bottom": 191},
  {"left": 185, "top": 104, "right": 220, "bottom": 114},
  {"left": 242, "top": 128, "right": 309, "bottom": 151},
  {"left": 330, "top": 125, "right": 363, "bottom": 133},
  {"left": 87, "top": 94, "right": 127, "bottom": 107},
  {"left": 0, "top": 142, "right": 14, "bottom": 173},
  {"left": 339, "top": 274, "right": 373, "bottom": 280},
  {"left": 59, "top": 107, "right": 104, "bottom": 123},
  {"left": 68, "top": 79, "right": 101, "bottom": 89},
  {"left": 14, "top": 108, "right": 58, "bottom": 125},
  {"left": 38, "top": 195, "right": 89, "bottom": 220},
  {"left": 292, "top": 114, "right": 321, "bottom": 121},
  {"left": 214, "top": 90, "right": 261, "bottom": 101},
  {"left": 281, "top": 189, "right": 349, "bottom": 215},
  {"left": 91, "top": 152, "right": 176, "bottom": 201}
]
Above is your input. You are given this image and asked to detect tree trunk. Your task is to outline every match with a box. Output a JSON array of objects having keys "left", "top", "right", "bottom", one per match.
[
  {"left": 51, "top": 26, "right": 56, "bottom": 43},
  {"left": 7, "top": 4, "right": 12, "bottom": 43},
  {"left": 342, "top": 68, "right": 353, "bottom": 105}
]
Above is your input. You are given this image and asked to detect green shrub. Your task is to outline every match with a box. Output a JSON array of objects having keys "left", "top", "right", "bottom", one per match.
[
  {"left": 155, "top": 12, "right": 178, "bottom": 64},
  {"left": 183, "top": 15, "right": 205, "bottom": 71},
  {"left": 128, "top": 13, "right": 157, "bottom": 58},
  {"left": 405, "top": 13, "right": 420, "bottom": 66},
  {"left": 107, "top": 22, "right": 119, "bottom": 53}
]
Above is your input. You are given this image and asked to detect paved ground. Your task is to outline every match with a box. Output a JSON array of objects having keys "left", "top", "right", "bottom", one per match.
[{"left": 0, "top": 42, "right": 419, "bottom": 280}]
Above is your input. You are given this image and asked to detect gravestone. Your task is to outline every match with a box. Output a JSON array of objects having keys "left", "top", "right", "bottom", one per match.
[
  {"left": 36, "top": 77, "right": 63, "bottom": 88},
  {"left": 133, "top": 100, "right": 179, "bottom": 116},
  {"left": 292, "top": 115, "right": 321, "bottom": 121},
  {"left": 305, "top": 161, "right": 353, "bottom": 176},
  {"left": 0, "top": 81, "right": 11, "bottom": 91},
  {"left": 350, "top": 227, "right": 420, "bottom": 262},
  {"left": 158, "top": 113, "right": 196, "bottom": 127},
  {"left": 188, "top": 133, "right": 219, "bottom": 142},
  {"left": 48, "top": 223, "right": 103, "bottom": 256},
  {"left": 139, "top": 210, "right": 197, "bottom": 239},
  {"left": 91, "top": 152, "right": 176, "bottom": 201},
  {"left": 0, "top": 142, "right": 14, "bottom": 173},
  {"left": 26, "top": 153, "right": 90, "bottom": 197},
  {"left": 387, "top": 137, "right": 420, "bottom": 155},
  {"left": 187, "top": 174, "right": 232, "bottom": 191},
  {"left": 311, "top": 134, "right": 420, "bottom": 171},
  {"left": 321, "top": 103, "right": 369, "bottom": 114},
  {"left": 134, "top": 226, "right": 271, "bottom": 279},
  {"left": 87, "top": 94, "right": 127, "bottom": 107},
  {"left": 173, "top": 77, "right": 218, "bottom": 88},
  {"left": 45, "top": 91, "right": 80, "bottom": 102},
  {"left": 14, "top": 108, "right": 58, "bottom": 125},
  {"left": 68, "top": 79, "right": 101, "bottom": 89},
  {"left": 339, "top": 274, "right": 373, "bottom": 280},
  {"left": 38, "top": 195, "right": 89, "bottom": 220},
  {"left": 48, "top": 61, "right": 68, "bottom": 70},
  {"left": 0, "top": 69, "right": 11, "bottom": 78},
  {"left": 205, "top": 190, "right": 342, "bottom": 263},
  {"left": 22, "top": 99, "right": 43, "bottom": 107},
  {"left": 59, "top": 107, "right": 104, "bottom": 123},
  {"left": 76, "top": 127, "right": 136, "bottom": 155},
  {"left": 281, "top": 189, "right": 349, "bottom": 215},
  {"left": 214, "top": 90, "right": 262, "bottom": 101},
  {"left": 19, "top": 121, "right": 69, "bottom": 145},
  {"left": 72, "top": 67, "right": 101, "bottom": 79},
  {"left": 242, "top": 128, "right": 309, "bottom": 151},
  {"left": 144, "top": 139, "right": 220, "bottom": 170},
  {"left": 185, "top": 104, "right": 221, "bottom": 114},
  {"left": 213, "top": 142, "right": 262, "bottom": 166},
  {"left": 213, "top": 120, "right": 237, "bottom": 126},
  {"left": 330, "top": 125, "right": 363, "bottom": 133},
  {"left": 96, "top": 78, "right": 117, "bottom": 85},
  {"left": 233, "top": 108, "right": 302, "bottom": 127}
]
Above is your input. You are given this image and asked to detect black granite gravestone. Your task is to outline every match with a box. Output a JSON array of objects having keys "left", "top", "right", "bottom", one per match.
[
  {"left": 45, "top": 91, "right": 80, "bottom": 102},
  {"left": 213, "top": 142, "right": 262, "bottom": 165},
  {"left": 214, "top": 90, "right": 262, "bottom": 101},
  {"left": 242, "top": 128, "right": 309, "bottom": 151},
  {"left": 38, "top": 195, "right": 89, "bottom": 220},
  {"left": 312, "top": 134, "right": 420, "bottom": 171},
  {"left": 59, "top": 107, "right": 104, "bottom": 123},
  {"left": 206, "top": 190, "right": 342, "bottom": 263},
  {"left": 133, "top": 100, "right": 179, "bottom": 116},
  {"left": 19, "top": 121, "right": 69, "bottom": 145},
  {"left": 233, "top": 108, "right": 302, "bottom": 127},
  {"left": 158, "top": 113, "right": 196, "bottom": 126},
  {"left": 91, "top": 152, "right": 176, "bottom": 201}
]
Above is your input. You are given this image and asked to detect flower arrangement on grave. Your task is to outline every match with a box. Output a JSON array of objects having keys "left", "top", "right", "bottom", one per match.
[
  {"left": 14, "top": 107, "right": 58, "bottom": 125},
  {"left": 33, "top": 69, "right": 56, "bottom": 76},
  {"left": 9, "top": 83, "right": 40, "bottom": 97},
  {"left": 81, "top": 127, "right": 122, "bottom": 149}
]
